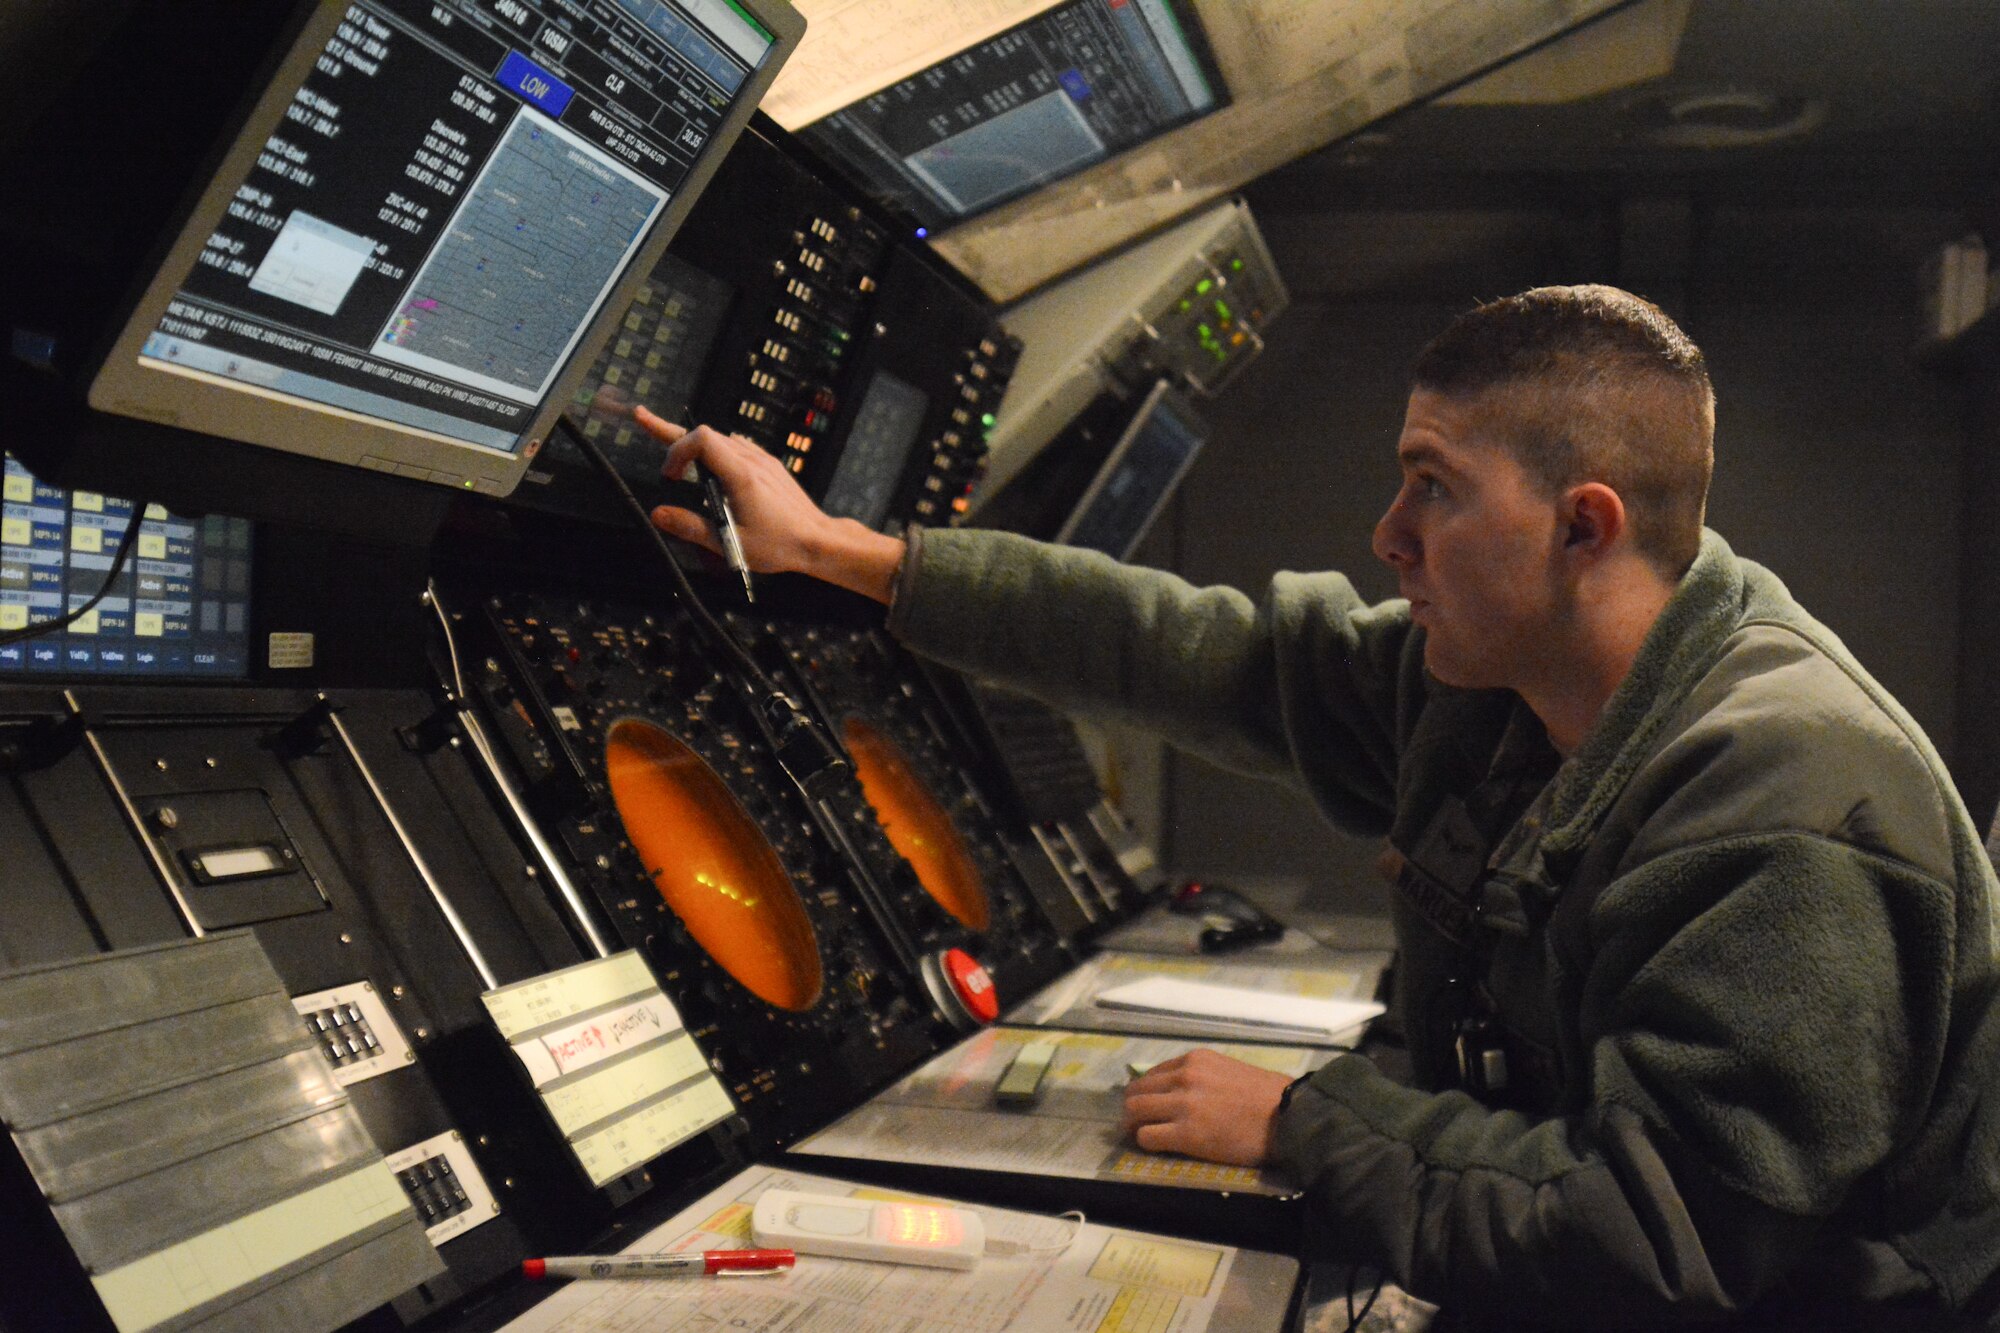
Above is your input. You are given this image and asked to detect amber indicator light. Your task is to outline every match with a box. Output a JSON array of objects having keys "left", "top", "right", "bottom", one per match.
[
  {"left": 605, "top": 718, "right": 823, "bottom": 1010},
  {"left": 843, "top": 717, "right": 990, "bottom": 931}
]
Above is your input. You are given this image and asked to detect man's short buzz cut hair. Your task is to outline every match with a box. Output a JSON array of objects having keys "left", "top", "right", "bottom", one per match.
[{"left": 1410, "top": 284, "right": 1716, "bottom": 575}]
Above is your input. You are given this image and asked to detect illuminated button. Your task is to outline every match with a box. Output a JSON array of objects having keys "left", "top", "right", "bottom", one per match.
[{"left": 941, "top": 949, "right": 998, "bottom": 1023}]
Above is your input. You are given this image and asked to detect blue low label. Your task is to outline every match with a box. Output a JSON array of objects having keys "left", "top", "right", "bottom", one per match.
[{"left": 497, "top": 51, "right": 575, "bottom": 117}]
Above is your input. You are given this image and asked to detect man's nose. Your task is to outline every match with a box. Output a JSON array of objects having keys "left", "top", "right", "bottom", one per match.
[{"left": 1373, "top": 497, "right": 1414, "bottom": 568}]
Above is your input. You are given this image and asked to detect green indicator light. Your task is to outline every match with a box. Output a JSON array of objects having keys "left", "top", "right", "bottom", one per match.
[
  {"left": 1232, "top": 257, "right": 1244, "bottom": 270},
  {"left": 981, "top": 413, "right": 996, "bottom": 427},
  {"left": 1195, "top": 278, "right": 1213, "bottom": 294},
  {"left": 1214, "top": 299, "right": 1231, "bottom": 320},
  {"left": 1178, "top": 298, "right": 1192, "bottom": 312},
  {"left": 1197, "top": 323, "right": 1211, "bottom": 338}
]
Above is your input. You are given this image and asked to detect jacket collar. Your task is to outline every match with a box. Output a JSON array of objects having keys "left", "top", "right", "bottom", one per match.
[{"left": 1535, "top": 528, "right": 1746, "bottom": 875}]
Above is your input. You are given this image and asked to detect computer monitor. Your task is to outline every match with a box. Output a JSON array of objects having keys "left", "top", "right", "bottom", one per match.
[
  {"left": 1054, "top": 378, "right": 1207, "bottom": 561},
  {"left": 1, "top": 456, "right": 253, "bottom": 679},
  {"left": 797, "top": 0, "right": 1224, "bottom": 230},
  {"left": 78, "top": 0, "right": 802, "bottom": 500}
]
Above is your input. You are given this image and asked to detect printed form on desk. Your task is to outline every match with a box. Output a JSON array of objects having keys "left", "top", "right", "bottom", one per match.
[
  {"left": 501, "top": 1164, "right": 1291, "bottom": 1333},
  {"left": 792, "top": 1027, "right": 1318, "bottom": 1196}
]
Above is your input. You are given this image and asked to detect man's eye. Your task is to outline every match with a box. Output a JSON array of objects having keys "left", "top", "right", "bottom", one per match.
[{"left": 1418, "top": 476, "right": 1444, "bottom": 500}]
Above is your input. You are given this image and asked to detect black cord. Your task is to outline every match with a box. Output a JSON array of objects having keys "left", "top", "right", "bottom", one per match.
[
  {"left": 1344, "top": 1264, "right": 1384, "bottom": 1332},
  {"left": 550, "top": 412, "right": 849, "bottom": 796},
  {"left": 0, "top": 500, "right": 149, "bottom": 647}
]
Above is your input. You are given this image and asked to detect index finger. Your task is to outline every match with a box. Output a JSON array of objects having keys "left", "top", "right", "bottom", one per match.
[
  {"left": 632, "top": 404, "right": 689, "bottom": 445},
  {"left": 658, "top": 423, "right": 746, "bottom": 483}
]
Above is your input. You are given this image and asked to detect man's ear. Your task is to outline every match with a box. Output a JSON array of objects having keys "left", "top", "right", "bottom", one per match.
[{"left": 1562, "top": 482, "right": 1627, "bottom": 556}]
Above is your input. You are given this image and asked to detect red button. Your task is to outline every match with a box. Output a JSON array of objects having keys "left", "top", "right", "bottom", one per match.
[{"left": 942, "top": 948, "right": 999, "bottom": 1023}]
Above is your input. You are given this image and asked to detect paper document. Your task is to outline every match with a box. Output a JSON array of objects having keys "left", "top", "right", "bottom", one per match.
[
  {"left": 500, "top": 1164, "right": 1267, "bottom": 1333},
  {"left": 1095, "top": 978, "right": 1383, "bottom": 1045},
  {"left": 793, "top": 1027, "right": 1318, "bottom": 1197},
  {"left": 1010, "top": 952, "right": 1387, "bottom": 1046}
]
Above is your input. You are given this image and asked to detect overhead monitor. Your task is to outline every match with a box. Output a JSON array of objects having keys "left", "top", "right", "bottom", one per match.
[
  {"left": 796, "top": 0, "right": 1224, "bottom": 230},
  {"left": 1055, "top": 378, "right": 1206, "bottom": 561},
  {"left": 80, "top": 0, "right": 802, "bottom": 500}
]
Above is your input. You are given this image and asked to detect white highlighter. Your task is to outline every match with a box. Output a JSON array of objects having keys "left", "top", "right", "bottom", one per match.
[{"left": 751, "top": 1188, "right": 986, "bottom": 1271}]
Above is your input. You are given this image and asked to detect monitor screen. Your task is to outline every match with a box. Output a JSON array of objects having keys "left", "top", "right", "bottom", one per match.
[
  {"left": 819, "top": 371, "right": 931, "bottom": 531},
  {"left": 559, "top": 251, "right": 737, "bottom": 489},
  {"left": 1056, "top": 379, "right": 1206, "bottom": 561},
  {"left": 1, "top": 456, "right": 253, "bottom": 679},
  {"left": 87, "top": 0, "right": 799, "bottom": 498},
  {"left": 797, "top": 0, "right": 1223, "bottom": 228}
]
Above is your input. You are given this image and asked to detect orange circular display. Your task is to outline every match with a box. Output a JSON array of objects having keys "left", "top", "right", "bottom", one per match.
[
  {"left": 605, "top": 719, "right": 822, "bottom": 1011},
  {"left": 843, "top": 717, "right": 990, "bottom": 932}
]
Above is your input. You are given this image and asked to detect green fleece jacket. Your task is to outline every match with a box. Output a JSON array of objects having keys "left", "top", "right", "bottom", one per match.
[{"left": 888, "top": 526, "right": 2000, "bottom": 1329}]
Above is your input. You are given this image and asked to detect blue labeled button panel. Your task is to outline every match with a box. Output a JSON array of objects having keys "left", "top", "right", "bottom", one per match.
[{"left": 497, "top": 51, "right": 575, "bottom": 118}]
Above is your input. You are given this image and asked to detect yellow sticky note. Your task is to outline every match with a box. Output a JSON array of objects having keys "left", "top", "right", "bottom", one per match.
[
  {"left": 71, "top": 609, "right": 99, "bottom": 635},
  {"left": 0, "top": 605, "right": 26, "bottom": 631},
  {"left": 136, "top": 613, "right": 164, "bottom": 637},
  {"left": 138, "top": 534, "right": 168, "bottom": 560},
  {"left": 72, "top": 491, "right": 105, "bottom": 513},
  {"left": 1088, "top": 1234, "right": 1224, "bottom": 1298},
  {"left": 1, "top": 518, "right": 29, "bottom": 546},
  {"left": 1100, "top": 1286, "right": 1181, "bottom": 1333},
  {"left": 2, "top": 475, "right": 30, "bottom": 503},
  {"left": 71, "top": 526, "right": 103, "bottom": 554}
]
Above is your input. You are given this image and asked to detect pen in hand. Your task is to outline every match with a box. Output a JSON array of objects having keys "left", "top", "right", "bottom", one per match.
[
  {"left": 599, "top": 393, "right": 756, "bottom": 604},
  {"left": 693, "top": 462, "right": 755, "bottom": 605},
  {"left": 523, "top": 1248, "right": 796, "bottom": 1280}
]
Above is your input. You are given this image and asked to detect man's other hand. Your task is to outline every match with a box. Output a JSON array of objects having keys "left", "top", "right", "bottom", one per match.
[{"left": 1121, "top": 1049, "right": 1294, "bottom": 1167}]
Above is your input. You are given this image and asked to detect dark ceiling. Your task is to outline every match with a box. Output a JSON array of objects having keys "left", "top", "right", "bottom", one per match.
[{"left": 1247, "top": 0, "right": 2000, "bottom": 215}]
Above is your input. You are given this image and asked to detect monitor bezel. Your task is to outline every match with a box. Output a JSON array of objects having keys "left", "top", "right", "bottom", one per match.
[
  {"left": 85, "top": 0, "right": 806, "bottom": 501},
  {"left": 1054, "top": 377, "right": 1208, "bottom": 561}
]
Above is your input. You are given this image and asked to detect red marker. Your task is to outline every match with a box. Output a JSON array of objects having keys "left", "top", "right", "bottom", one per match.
[{"left": 522, "top": 1249, "right": 795, "bottom": 1280}]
